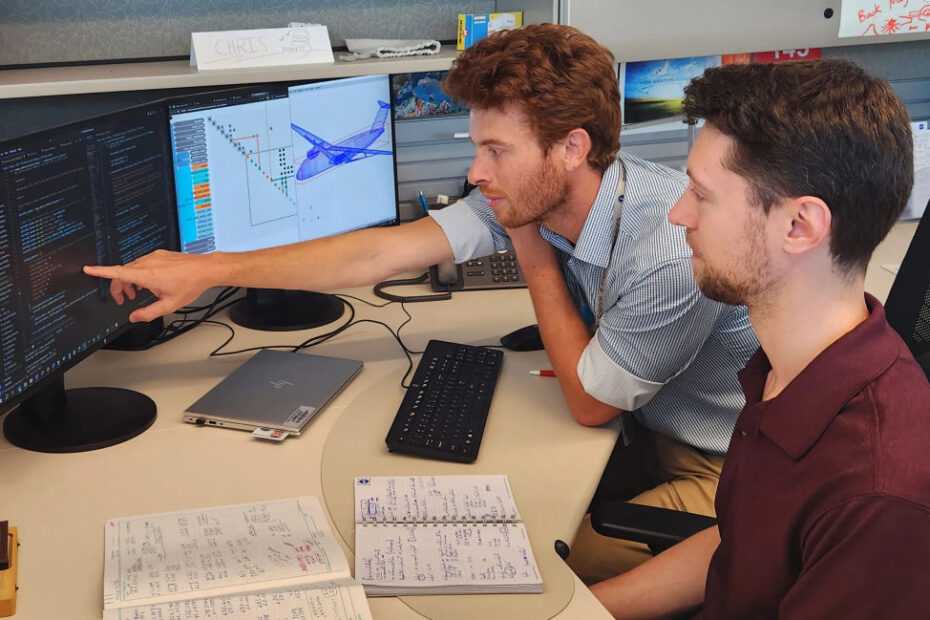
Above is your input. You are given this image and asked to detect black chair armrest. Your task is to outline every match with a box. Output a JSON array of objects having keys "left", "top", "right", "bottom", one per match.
[{"left": 590, "top": 501, "right": 717, "bottom": 554}]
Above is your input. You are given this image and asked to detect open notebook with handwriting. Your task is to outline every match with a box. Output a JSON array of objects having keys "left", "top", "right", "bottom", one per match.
[
  {"left": 353, "top": 475, "right": 543, "bottom": 595},
  {"left": 102, "top": 496, "right": 371, "bottom": 620}
]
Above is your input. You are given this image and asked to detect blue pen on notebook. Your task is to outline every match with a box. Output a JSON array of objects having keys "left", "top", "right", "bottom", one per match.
[{"left": 418, "top": 190, "right": 430, "bottom": 214}]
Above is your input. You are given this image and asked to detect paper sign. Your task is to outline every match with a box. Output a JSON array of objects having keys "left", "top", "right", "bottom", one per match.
[
  {"left": 902, "top": 120, "right": 930, "bottom": 220},
  {"left": 190, "top": 26, "right": 334, "bottom": 70},
  {"left": 839, "top": 0, "right": 930, "bottom": 38}
]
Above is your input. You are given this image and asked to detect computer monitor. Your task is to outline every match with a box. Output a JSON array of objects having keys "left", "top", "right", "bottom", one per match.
[
  {"left": 166, "top": 74, "right": 399, "bottom": 331},
  {"left": 0, "top": 103, "right": 178, "bottom": 453}
]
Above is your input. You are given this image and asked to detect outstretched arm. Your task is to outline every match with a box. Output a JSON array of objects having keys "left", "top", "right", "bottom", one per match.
[{"left": 83, "top": 216, "right": 453, "bottom": 323}]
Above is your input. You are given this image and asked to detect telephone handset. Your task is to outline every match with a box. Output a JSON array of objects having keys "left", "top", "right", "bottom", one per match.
[
  {"left": 432, "top": 261, "right": 461, "bottom": 286},
  {"left": 428, "top": 251, "right": 527, "bottom": 292}
]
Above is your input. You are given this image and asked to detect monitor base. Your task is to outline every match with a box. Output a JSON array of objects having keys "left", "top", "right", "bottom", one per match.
[
  {"left": 3, "top": 386, "right": 156, "bottom": 453},
  {"left": 229, "top": 289, "right": 345, "bottom": 331}
]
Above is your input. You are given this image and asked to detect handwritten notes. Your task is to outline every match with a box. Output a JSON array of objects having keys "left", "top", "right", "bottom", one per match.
[
  {"left": 190, "top": 26, "right": 334, "bottom": 71},
  {"left": 839, "top": 0, "right": 930, "bottom": 38},
  {"left": 103, "top": 497, "right": 366, "bottom": 618},
  {"left": 103, "top": 584, "right": 372, "bottom": 620},
  {"left": 355, "top": 523, "right": 541, "bottom": 595},
  {"left": 354, "top": 475, "right": 520, "bottom": 524},
  {"left": 353, "top": 476, "right": 542, "bottom": 595}
]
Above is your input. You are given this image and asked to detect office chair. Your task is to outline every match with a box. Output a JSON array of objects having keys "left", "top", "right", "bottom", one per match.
[
  {"left": 884, "top": 202, "right": 930, "bottom": 380},
  {"left": 564, "top": 204, "right": 930, "bottom": 560}
]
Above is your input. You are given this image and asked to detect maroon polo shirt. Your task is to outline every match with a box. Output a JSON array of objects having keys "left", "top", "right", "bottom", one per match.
[{"left": 697, "top": 295, "right": 930, "bottom": 619}]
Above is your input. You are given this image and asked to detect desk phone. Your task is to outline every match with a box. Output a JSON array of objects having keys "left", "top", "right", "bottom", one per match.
[{"left": 429, "top": 251, "right": 527, "bottom": 291}]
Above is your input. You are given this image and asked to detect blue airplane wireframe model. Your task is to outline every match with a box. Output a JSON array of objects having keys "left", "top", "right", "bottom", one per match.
[{"left": 290, "top": 100, "right": 393, "bottom": 181}]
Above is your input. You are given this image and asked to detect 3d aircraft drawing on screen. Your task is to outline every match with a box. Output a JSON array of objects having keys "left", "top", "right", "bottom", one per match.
[{"left": 291, "top": 100, "right": 393, "bottom": 180}]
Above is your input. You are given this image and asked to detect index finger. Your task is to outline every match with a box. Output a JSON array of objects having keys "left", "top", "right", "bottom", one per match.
[{"left": 83, "top": 264, "right": 122, "bottom": 279}]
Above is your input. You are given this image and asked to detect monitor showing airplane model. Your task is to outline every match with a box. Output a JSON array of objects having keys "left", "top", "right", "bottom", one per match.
[{"left": 166, "top": 74, "right": 399, "bottom": 330}]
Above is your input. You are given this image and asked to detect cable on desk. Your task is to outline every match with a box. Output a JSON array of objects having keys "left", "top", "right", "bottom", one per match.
[
  {"left": 296, "top": 295, "right": 422, "bottom": 387},
  {"left": 121, "top": 286, "right": 430, "bottom": 389},
  {"left": 113, "top": 287, "right": 241, "bottom": 350},
  {"left": 373, "top": 272, "right": 452, "bottom": 303},
  {"left": 205, "top": 295, "right": 420, "bottom": 386}
]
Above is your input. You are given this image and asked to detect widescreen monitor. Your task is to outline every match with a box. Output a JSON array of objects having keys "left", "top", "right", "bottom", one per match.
[
  {"left": 166, "top": 74, "right": 399, "bottom": 330},
  {"left": 0, "top": 103, "right": 178, "bottom": 453}
]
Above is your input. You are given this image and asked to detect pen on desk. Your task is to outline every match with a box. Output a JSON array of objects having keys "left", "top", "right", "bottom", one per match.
[
  {"left": 418, "top": 190, "right": 430, "bottom": 214},
  {"left": 529, "top": 369, "right": 556, "bottom": 377}
]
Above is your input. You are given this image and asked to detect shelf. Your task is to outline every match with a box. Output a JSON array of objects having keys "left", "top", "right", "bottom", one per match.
[{"left": 0, "top": 48, "right": 459, "bottom": 99}]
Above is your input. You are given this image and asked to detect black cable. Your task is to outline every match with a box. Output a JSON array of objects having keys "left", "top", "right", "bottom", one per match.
[
  {"left": 290, "top": 296, "right": 420, "bottom": 387},
  {"left": 112, "top": 287, "right": 241, "bottom": 350},
  {"left": 176, "top": 287, "right": 239, "bottom": 313},
  {"left": 373, "top": 273, "right": 452, "bottom": 303},
  {"left": 139, "top": 289, "right": 426, "bottom": 389}
]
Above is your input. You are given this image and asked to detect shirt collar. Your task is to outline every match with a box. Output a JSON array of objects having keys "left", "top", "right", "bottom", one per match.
[
  {"left": 738, "top": 294, "right": 900, "bottom": 459},
  {"left": 539, "top": 156, "right": 622, "bottom": 267}
]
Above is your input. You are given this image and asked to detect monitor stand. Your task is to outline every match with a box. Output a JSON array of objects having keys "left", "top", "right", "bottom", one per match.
[
  {"left": 104, "top": 317, "right": 165, "bottom": 351},
  {"left": 228, "top": 288, "right": 345, "bottom": 331},
  {"left": 3, "top": 375, "right": 156, "bottom": 453}
]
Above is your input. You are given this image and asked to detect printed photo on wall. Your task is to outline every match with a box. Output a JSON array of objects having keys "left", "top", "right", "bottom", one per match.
[
  {"left": 391, "top": 71, "right": 468, "bottom": 120},
  {"left": 622, "top": 56, "right": 721, "bottom": 126}
]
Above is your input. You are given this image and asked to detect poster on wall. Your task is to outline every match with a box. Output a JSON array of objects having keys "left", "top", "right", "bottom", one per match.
[
  {"left": 622, "top": 56, "right": 721, "bottom": 126},
  {"left": 620, "top": 49, "right": 822, "bottom": 132},
  {"left": 391, "top": 71, "right": 468, "bottom": 120}
]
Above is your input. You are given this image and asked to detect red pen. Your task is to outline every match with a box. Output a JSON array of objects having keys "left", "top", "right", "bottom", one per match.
[{"left": 529, "top": 369, "right": 556, "bottom": 377}]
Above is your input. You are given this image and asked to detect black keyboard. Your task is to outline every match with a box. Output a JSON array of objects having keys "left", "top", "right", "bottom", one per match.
[{"left": 385, "top": 339, "right": 504, "bottom": 463}]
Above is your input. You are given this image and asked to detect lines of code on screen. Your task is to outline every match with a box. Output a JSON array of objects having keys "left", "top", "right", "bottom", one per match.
[{"left": 0, "top": 104, "right": 177, "bottom": 406}]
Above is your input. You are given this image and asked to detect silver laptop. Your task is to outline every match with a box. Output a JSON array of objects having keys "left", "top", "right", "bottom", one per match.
[{"left": 184, "top": 350, "right": 363, "bottom": 434}]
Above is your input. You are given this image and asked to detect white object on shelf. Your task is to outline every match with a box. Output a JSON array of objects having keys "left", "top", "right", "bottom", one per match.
[
  {"left": 340, "top": 38, "right": 441, "bottom": 61},
  {"left": 190, "top": 25, "right": 333, "bottom": 71}
]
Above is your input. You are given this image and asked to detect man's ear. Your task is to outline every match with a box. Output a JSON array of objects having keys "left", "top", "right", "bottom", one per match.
[
  {"left": 783, "top": 197, "right": 831, "bottom": 256},
  {"left": 560, "top": 128, "right": 592, "bottom": 171}
]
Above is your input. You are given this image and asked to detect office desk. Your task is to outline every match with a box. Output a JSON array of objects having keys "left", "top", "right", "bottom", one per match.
[
  {"left": 0, "top": 220, "right": 917, "bottom": 619},
  {"left": 0, "top": 284, "right": 617, "bottom": 620}
]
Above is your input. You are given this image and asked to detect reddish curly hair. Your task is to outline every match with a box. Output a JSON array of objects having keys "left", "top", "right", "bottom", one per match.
[{"left": 443, "top": 24, "right": 621, "bottom": 173}]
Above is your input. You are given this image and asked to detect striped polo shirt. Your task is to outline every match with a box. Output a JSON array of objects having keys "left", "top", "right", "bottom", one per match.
[{"left": 429, "top": 152, "right": 758, "bottom": 454}]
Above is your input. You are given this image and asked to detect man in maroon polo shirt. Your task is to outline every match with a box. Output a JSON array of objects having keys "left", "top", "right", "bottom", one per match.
[{"left": 591, "top": 59, "right": 930, "bottom": 618}]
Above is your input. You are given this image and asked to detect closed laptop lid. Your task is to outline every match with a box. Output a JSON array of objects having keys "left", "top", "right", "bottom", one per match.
[{"left": 185, "top": 350, "right": 363, "bottom": 433}]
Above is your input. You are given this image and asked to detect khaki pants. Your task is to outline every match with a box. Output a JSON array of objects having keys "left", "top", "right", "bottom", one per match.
[{"left": 566, "top": 424, "right": 724, "bottom": 585}]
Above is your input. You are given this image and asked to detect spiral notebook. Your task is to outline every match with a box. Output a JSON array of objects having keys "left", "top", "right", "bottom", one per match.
[{"left": 353, "top": 475, "right": 543, "bottom": 595}]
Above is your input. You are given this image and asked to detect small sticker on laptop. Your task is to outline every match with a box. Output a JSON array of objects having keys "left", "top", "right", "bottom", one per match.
[
  {"left": 284, "top": 405, "right": 317, "bottom": 427},
  {"left": 252, "top": 427, "right": 290, "bottom": 442}
]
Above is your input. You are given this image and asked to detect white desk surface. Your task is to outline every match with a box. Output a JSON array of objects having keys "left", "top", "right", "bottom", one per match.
[
  {"left": 0, "top": 220, "right": 917, "bottom": 620},
  {"left": 0, "top": 284, "right": 616, "bottom": 620}
]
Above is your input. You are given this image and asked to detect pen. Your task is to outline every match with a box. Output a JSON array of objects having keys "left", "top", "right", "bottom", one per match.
[
  {"left": 529, "top": 370, "right": 556, "bottom": 377},
  {"left": 418, "top": 190, "right": 430, "bottom": 214}
]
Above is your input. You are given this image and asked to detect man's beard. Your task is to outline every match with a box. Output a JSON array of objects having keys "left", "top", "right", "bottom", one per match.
[
  {"left": 494, "top": 156, "right": 569, "bottom": 228},
  {"left": 691, "top": 218, "right": 773, "bottom": 307}
]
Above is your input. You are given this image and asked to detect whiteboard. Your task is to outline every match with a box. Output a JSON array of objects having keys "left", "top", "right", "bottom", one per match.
[{"left": 562, "top": 0, "right": 930, "bottom": 62}]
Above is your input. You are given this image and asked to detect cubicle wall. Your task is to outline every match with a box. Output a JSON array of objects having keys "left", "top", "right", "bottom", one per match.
[
  {"left": 396, "top": 42, "right": 930, "bottom": 202},
  {"left": 0, "top": 0, "right": 496, "bottom": 66},
  {"left": 562, "top": 0, "right": 930, "bottom": 61},
  {"left": 1, "top": 1, "right": 928, "bottom": 210},
  {"left": 1, "top": 50, "right": 927, "bottom": 211}
]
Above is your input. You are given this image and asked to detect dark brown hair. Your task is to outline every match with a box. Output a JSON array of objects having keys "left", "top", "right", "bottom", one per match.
[
  {"left": 683, "top": 59, "right": 913, "bottom": 272},
  {"left": 443, "top": 23, "right": 621, "bottom": 173}
]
